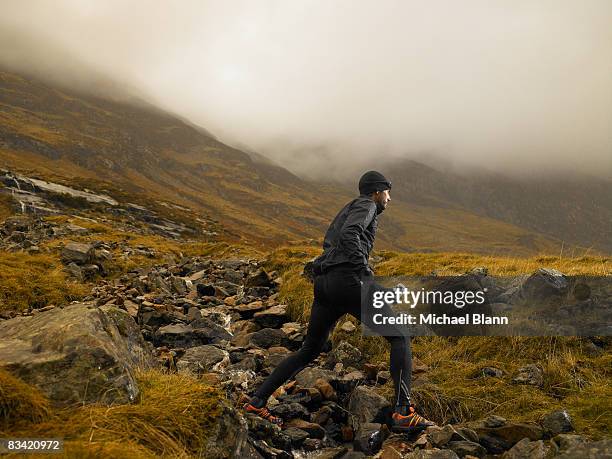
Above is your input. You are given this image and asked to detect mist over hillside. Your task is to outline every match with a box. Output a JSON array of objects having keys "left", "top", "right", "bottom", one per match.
[{"left": 1, "top": 0, "right": 611, "bottom": 182}]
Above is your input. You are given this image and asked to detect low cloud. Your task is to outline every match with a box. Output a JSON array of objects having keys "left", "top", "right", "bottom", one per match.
[{"left": 1, "top": 0, "right": 611, "bottom": 179}]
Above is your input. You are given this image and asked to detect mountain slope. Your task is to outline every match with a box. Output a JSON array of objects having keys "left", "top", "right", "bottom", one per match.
[
  {"left": 377, "top": 159, "right": 612, "bottom": 254},
  {"left": 0, "top": 69, "right": 577, "bottom": 255}
]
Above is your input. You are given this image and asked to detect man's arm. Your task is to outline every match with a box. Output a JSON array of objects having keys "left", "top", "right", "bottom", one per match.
[{"left": 338, "top": 199, "right": 377, "bottom": 270}]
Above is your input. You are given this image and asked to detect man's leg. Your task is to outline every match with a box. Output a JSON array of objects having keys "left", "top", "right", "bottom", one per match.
[
  {"left": 347, "top": 299, "right": 413, "bottom": 409},
  {"left": 348, "top": 279, "right": 434, "bottom": 432},
  {"left": 249, "top": 294, "right": 345, "bottom": 407}
]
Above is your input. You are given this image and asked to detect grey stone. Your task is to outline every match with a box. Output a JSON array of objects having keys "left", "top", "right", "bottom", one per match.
[
  {"left": 553, "top": 433, "right": 587, "bottom": 451},
  {"left": 512, "top": 364, "right": 543, "bottom": 386},
  {"left": 61, "top": 241, "right": 94, "bottom": 264},
  {"left": 347, "top": 385, "right": 391, "bottom": 425},
  {"left": 253, "top": 304, "right": 289, "bottom": 328},
  {"left": 502, "top": 438, "right": 557, "bottom": 459},
  {"left": 294, "top": 367, "right": 337, "bottom": 388},
  {"left": 0, "top": 303, "right": 154, "bottom": 406},
  {"left": 448, "top": 440, "right": 486, "bottom": 458},
  {"left": 325, "top": 340, "right": 362, "bottom": 369},
  {"left": 176, "top": 345, "right": 229, "bottom": 375},
  {"left": 541, "top": 409, "right": 574, "bottom": 436},
  {"left": 404, "top": 450, "right": 460, "bottom": 459},
  {"left": 353, "top": 423, "right": 388, "bottom": 456}
]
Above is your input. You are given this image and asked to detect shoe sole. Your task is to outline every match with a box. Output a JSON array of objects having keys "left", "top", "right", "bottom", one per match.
[{"left": 391, "top": 424, "right": 429, "bottom": 434}]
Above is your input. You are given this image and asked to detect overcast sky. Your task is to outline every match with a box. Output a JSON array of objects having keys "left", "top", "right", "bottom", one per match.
[{"left": 1, "top": 0, "right": 611, "bottom": 180}]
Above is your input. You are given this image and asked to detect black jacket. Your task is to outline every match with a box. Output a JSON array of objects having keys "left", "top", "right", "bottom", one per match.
[{"left": 312, "top": 194, "right": 380, "bottom": 276}]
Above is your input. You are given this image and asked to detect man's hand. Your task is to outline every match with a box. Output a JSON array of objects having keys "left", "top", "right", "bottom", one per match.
[{"left": 360, "top": 265, "right": 374, "bottom": 278}]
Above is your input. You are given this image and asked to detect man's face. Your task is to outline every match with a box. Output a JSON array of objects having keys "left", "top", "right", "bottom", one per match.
[{"left": 373, "top": 189, "right": 391, "bottom": 209}]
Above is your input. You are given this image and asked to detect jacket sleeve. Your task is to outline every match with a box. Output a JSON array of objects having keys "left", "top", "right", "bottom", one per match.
[{"left": 338, "top": 200, "right": 377, "bottom": 268}]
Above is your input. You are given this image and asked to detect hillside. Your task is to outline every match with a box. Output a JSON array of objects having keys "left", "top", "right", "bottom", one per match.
[
  {"left": 377, "top": 159, "right": 612, "bottom": 254},
  {"left": 0, "top": 68, "right": 594, "bottom": 256}
]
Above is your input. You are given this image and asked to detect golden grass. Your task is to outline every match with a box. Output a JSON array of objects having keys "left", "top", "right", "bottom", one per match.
[
  {"left": 0, "top": 250, "right": 87, "bottom": 313},
  {"left": 2, "top": 369, "right": 224, "bottom": 458},
  {"left": 375, "top": 251, "right": 611, "bottom": 276},
  {"left": 0, "top": 370, "right": 50, "bottom": 430}
]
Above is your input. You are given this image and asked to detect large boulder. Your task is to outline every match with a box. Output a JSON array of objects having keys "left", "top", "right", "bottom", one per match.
[
  {"left": 0, "top": 303, "right": 155, "bottom": 406},
  {"left": 61, "top": 241, "right": 94, "bottom": 264}
]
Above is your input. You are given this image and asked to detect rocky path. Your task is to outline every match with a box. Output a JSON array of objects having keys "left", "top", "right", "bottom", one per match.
[{"left": 1, "top": 241, "right": 610, "bottom": 458}]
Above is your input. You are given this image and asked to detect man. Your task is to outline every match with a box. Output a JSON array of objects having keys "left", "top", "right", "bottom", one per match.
[{"left": 243, "top": 171, "right": 434, "bottom": 433}]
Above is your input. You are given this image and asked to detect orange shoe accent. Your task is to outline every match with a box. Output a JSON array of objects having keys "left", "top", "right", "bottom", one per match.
[
  {"left": 391, "top": 406, "right": 434, "bottom": 433},
  {"left": 243, "top": 403, "right": 284, "bottom": 426}
]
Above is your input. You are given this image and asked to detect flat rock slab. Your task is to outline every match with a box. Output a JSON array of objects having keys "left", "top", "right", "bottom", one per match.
[{"left": 0, "top": 302, "right": 155, "bottom": 406}]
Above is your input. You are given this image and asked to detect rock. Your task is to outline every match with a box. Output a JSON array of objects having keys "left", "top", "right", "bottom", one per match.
[
  {"left": 353, "top": 423, "right": 389, "bottom": 456},
  {"left": 65, "top": 262, "right": 83, "bottom": 279},
  {"left": 348, "top": 385, "right": 391, "bottom": 425},
  {"left": 248, "top": 328, "right": 288, "bottom": 349},
  {"left": 0, "top": 303, "right": 154, "bottom": 405},
  {"left": 325, "top": 340, "right": 362, "bottom": 369},
  {"left": 283, "top": 427, "right": 310, "bottom": 447},
  {"left": 314, "top": 378, "right": 337, "bottom": 401},
  {"left": 310, "top": 447, "right": 348, "bottom": 459},
  {"left": 512, "top": 364, "right": 543, "bottom": 386},
  {"left": 234, "top": 300, "right": 267, "bottom": 319},
  {"left": 483, "top": 415, "right": 507, "bottom": 428},
  {"left": 285, "top": 419, "right": 326, "bottom": 439},
  {"left": 176, "top": 345, "right": 229, "bottom": 375},
  {"left": 205, "top": 402, "right": 249, "bottom": 459},
  {"left": 378, "top": 433, "right": 413, "bottom": 458},
  {"left": 249, "top": 438, "right": 291, "bottom": 459},
  {"left": 190, "top": 317, "right": 233, "bottom": 343},
  {"left": 311, "top": 405, "right": 332, "bottom": 425},
  {"left": 123, "top": 299, "right": 139, "bottom": 318},
  {"left": 470, "top": 420, "right": 544, "bottom": 450},
  {"left": 481, "top": 366, "right": 504, "bottom": 378},
  {"left": 553, "top": 433, "right": 587, "bottom": 451},
  {"left": 302, "top": 438, "right": 323, "bottom": 451},
  {"left": 340, "top": 321, "right": 356, "bottom": 332},
  {"left": 448, "top": 440, "right": 487, "bottom": 458},
  {"left": 245, "top": 268, "right": 274, "bottom": 288},
  {"left": 265, "top": 347, "right": 291, "bottom": 368},
  {"left": 294, "top": 367, "right": 337, "bottom": 388},
  {"left": 502, "top": 438, "right": 556, "bottom": 459},
  {"left": 61, "top": 241, "right": 94, "bottom": 264},
  {"left": 377, "top": 370, "right": 391, "bottom": 385},
  {"left": 270, "top": 402, "right": 310, "bottom": 420},
  {"left": 154, "top": 323, "right": 200, "bottom": 348},
  {"left": 412, "top": 357, "right": 430, "bottom": 374},
  {"left": 188, "top": 269, "right": 207, "bottom": 282},
  {"left": 253, "top": 304, "right": 289, "bottom": 328},
  {"left": 187, "top": 306, "right": 202, "bottom": 321},
  {"left": 519, "top": 268, "right": 568, "bottom": 301},
  {"left": 169, "top": 276, "right": 188, "bottom": 295},
  {"left": 403, "top": 451, "right": 460, "bottom": 459},
  {"left": 541, "top": 409, "right": 573, "bottom": 436},
  {"left": 555, "top": 439, "right": 612, "bottom": 458},
  {"left": 454, "top": 427, "right": 479, "bottom": 443},
  {"left": 428, "top": 425, "right": 456, "bottom": 447},
  {"left": 196, "top": 284, "right": 216, "bottom": 297},
  {"left": 335, "top": 370, "right": 366, "bottom": 393}
]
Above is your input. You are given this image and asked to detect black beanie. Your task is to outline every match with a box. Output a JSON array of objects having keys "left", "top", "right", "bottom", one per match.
[{"left": 358, "top": 170, "right": 392, "bottom": 195}]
